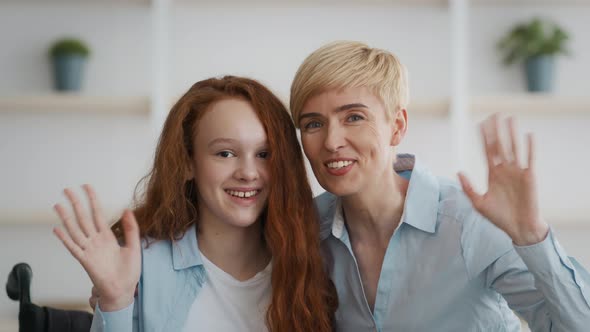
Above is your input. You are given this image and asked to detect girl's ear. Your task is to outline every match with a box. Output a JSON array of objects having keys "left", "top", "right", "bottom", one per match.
[
  {"left": 185, "top": 167, "right": 195, "bottom": 182},
  {"left": 390, "top": 108, "right": 408, "bottom": 147},
  {"left": 185, "top": 157, "right": 196, "bottom": 182}
]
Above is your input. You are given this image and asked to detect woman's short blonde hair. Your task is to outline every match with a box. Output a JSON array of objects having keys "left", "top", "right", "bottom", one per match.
[{"left": 290, "top": 41, "right": 409, "bottom": 127}]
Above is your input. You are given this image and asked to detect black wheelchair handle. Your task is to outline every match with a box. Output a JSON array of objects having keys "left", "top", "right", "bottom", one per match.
[{"left": 6, "top": 262, "right": 33, "bottom": 308}]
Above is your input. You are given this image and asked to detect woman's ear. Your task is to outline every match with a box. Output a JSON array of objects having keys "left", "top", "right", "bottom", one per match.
[{"left": 390, "top": 108, "right": 408, "bottom": 147}]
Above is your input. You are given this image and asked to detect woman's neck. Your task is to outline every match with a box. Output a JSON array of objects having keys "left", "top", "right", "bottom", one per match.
[{"left": 342, "top": 168, "right": 409, "bottom": 246}]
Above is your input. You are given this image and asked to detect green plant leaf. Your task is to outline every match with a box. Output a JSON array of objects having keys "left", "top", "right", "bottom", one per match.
[
  {"left": 49, "top": 38, "right": 91, "bottom": 58},
  {"left": 497, "top": 17, "right": 569, "bottom": 66}
]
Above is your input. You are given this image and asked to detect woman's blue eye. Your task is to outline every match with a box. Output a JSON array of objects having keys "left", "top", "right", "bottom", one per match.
[
  {"left": 217, "top": 151, "right": 235, "bottom": 158},
  {"left": 304, "top": 121, "right": 322, "bottom": 130},
  {"left": 347, "top": 114, "right": 364, "bottom": 122}
]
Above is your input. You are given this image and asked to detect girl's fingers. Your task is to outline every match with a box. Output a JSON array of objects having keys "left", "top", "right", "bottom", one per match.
[
  {"left": 121, "top": 210, "right": 140, "bottom": 251},
  {"left": 54, "top": 203, "right": 88, "bottom": 249},
  {"left": 89, "top": 286, "right": 99, "bottom": 310},
  {"left": 64, "top": 188, "right": 97, "bottom": 237},
  {"left": 83, "top": 184, "right": 107, "bottom": 232},
  {"left": 53, "top": 226, "right": 84, "bottom": 261}
]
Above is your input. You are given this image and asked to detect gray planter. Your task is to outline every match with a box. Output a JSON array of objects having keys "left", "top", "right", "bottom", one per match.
[
  {"left": 524, "top": 55, "right": 555, "bottom": 93},
  {"left": 52, "top": 54, "right": 87, "bottom": 91}
]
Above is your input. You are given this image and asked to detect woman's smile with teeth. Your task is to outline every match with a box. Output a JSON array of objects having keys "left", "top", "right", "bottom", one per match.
[
  {"left": 226, "top": 190, "right": 259, "bottom": 198},
  {"left": 326, "top": 160, "right": 354, "bottom": 169}
]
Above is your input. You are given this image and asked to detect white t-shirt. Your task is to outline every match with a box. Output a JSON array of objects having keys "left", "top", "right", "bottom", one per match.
[{"left": 182, "top": 254, "right": 272, "bottom": 332}]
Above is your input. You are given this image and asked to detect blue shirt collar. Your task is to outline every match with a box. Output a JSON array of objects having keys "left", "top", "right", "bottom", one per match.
[
  {"left": 330, "top": 154, "right": 440, "bottom": 237},
  {"left": 398, "top": 154, "right": 439, "bottom": 234},
  {"left": 172, "top": 224, "right": 204, "bottom": 270}
]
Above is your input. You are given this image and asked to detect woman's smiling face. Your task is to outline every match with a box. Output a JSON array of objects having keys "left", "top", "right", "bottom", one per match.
[{"left": 298, "top": 87, "right": 405, "bottom": 197}]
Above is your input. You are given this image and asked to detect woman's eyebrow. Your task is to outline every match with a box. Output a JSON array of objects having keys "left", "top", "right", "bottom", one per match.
[
  {"left": 298, "top": 103, "right": 368, "bottom": 122},
  {"left": 336, "top": 103, "right": 368, "bottom": 112}
]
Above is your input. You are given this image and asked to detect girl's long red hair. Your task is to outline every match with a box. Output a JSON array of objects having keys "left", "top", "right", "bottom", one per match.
[{"left": 115, "top": 76, "right": 337, "bottom": 331}]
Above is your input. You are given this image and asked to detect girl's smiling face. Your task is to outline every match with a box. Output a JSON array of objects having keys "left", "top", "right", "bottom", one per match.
[{"left": 191, "top": 98, "right": 270, "bottom": 230}]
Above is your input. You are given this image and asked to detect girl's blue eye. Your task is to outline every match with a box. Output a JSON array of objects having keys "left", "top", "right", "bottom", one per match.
[
  {"left": 347, "top": 114, "right": 364, "bottom": 122},
  {"left": 217, "top": 151, "right": 235, "bottom": 158},
  {"left": 304, "top": 121, "right": 322, "bottom": 130}
]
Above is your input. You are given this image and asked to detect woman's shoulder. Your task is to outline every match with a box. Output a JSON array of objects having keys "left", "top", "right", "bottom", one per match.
[{"left": 314, "top": 192, "right": 338, "bottom": 240}]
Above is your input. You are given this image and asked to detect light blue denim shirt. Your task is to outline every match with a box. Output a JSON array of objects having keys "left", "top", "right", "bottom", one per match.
[
  {"left": 90, "top": 225, "right": 208, "bottom": 332},
  {"left": 316, "top": 154, "right": 590, "bottom": 332}
]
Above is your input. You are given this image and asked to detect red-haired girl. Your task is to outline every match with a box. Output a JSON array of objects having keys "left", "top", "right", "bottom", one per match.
[{"left": 53, "top": 76, "right": 337, "bottom": 332}]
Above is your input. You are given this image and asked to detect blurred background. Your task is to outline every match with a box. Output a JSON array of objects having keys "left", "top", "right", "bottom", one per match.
[{"left": 1, "top": 0, "right": 589, "bottom": 330}]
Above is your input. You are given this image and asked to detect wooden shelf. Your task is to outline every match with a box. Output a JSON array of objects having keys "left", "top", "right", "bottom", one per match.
[
  {"left": 407, "top": 97, "right": 450, "bottom": 116},
  {"left": 471, "top": 95, "right": 590, "bottom": 115},
  {"left": 0, "top": 95, "right": 150, "bottom": 115},
  {"left": 8, "top": 0, "right": 150, "bottom": 4},
  {"left": 473, "top": 0, "right": 590, "bottom": 6},
  {"left": 174, "top": 0, "right": 448, "bottom": 6},
  {"left": 0, "top": 208, "right": 124, "bottom": 225}
]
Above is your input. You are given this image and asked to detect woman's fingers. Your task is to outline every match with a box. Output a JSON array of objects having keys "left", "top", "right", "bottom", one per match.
[
  {"left": 480, "top": 124, "right": 496, "bottom": 170},
  {"left": 457, "top": 172, "right": 483, "bottom": 211},
  {"left": 54, "top": 203, "right": 88, "bottom": 249},
  {"left": 507, "top": 117, "right": 519, "bottom": 166},
  {"left": 482, "top": 114, "right": 530, "bottom": 167},
  {"left": 83, "top": 184, "right": 107, "bottom": 233},
  {"left": 488, "top": 114, "right": 506, "bottom": 164},
  {"left": 64, "top": 188, "right": 96, "bottom": 237}
]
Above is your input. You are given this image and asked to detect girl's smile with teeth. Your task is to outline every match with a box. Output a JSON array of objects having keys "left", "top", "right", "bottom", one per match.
[{"left": 225, "top": 189, "right": 260, "bottom": 198}]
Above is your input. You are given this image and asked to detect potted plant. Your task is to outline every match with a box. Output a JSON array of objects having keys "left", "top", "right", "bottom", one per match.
[
  {"left": 497, "top": 18, "right": 569, "bottom": 93},
  {"left": 48, "top": 38, "right": 91, "bottom": 92}
]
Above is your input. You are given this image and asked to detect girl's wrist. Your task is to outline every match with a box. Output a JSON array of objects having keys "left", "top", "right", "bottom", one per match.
[{"left": 97, "top": 293, "right": 135, "bottom": 312}]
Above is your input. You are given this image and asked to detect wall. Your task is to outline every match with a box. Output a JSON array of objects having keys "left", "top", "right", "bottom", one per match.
[{"left": 1, "top": 2, "right": 589, "bottom": 320}]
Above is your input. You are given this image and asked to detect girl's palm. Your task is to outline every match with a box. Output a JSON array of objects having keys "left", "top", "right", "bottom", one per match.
[{"left": 53, "top": 185, "right": 141, "bottom": 311}]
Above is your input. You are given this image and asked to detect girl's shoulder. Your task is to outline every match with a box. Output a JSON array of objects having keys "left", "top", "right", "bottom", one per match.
[{"left": 140, "top": 238, "right": 175, "bottom": 272}]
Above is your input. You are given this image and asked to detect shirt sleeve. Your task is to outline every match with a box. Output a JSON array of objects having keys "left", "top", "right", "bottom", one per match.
[
  {"left": 487, "top": 229, "right": 590, "bottom": 331},
  {"left": 90, "top": 300, "right": 137, "bottom": 332}
]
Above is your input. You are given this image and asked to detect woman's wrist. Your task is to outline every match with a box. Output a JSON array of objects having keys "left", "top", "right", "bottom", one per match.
[{"left": 512, "top": 221, "right": 549, "bottom": 247}]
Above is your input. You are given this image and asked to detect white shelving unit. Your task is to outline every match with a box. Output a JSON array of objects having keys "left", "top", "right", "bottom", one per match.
[
  {"left": 1, "top": 0, "right": 589, "bottom": 226},
  {"left": 0, "top": 95, "right": 150, "bottom": 115},
  {"left": 472, "top": 95, "right": 590, "bottom": 115}
]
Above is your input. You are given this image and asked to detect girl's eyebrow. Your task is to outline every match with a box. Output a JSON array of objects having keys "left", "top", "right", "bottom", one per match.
[
  {"left": 208, "top": 138, "right": 269, "bottom": 149},
  {"left": 207, "top": 138, "right": 237, "bottom": 148}
]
